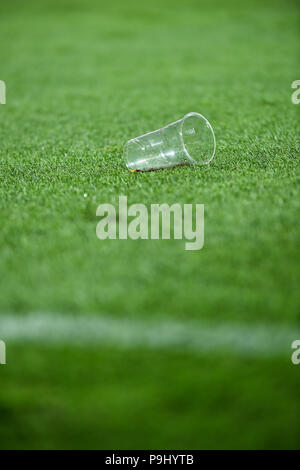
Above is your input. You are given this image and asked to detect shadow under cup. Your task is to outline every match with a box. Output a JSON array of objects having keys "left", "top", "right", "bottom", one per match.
[{"left": 124, "top": 112, "right": 216, "bottom": 172}]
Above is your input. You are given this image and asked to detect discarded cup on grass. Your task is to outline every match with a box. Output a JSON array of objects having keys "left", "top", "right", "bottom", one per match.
[{"left": 124, "top": 112, "right": 216, "bottom": 172}]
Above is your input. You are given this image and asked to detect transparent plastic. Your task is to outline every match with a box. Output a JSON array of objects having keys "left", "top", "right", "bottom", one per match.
[{"left": 124, "top": 112, "right": 216, "bottom": 172}]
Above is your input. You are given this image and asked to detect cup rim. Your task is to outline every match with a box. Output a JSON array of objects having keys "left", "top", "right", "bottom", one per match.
[{"left": 179, "top": 112, "right": 216, "bottom": 165}]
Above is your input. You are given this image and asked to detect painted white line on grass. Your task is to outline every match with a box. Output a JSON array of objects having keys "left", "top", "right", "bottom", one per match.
[{"left": 0, "top": 313, "right": 298, "bottom": 357}]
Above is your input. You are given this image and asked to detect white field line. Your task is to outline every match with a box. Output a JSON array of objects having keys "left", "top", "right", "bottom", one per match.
[{"left": 0, "top": 313, "right": 299, "bottom": 357}]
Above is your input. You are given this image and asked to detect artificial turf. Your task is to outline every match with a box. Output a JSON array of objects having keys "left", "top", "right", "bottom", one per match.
[{"left": 0, "top": 0, "right": 299, "bottom": 449}]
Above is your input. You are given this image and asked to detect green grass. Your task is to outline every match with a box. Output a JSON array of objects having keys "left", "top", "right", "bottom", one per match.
[{"left": 0, "top": 0, "right": 299, "bottom": 449}]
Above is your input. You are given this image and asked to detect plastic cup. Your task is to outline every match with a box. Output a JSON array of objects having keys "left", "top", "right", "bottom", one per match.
[{"left": 124, "top": 112, "right": 216, "bottom": 172}]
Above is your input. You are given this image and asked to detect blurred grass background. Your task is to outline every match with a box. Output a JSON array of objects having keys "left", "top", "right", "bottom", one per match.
[{"left": 0, "top": 0, "right": 299, "bottom": 449}]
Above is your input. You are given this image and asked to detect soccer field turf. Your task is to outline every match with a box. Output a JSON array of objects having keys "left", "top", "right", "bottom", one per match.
[{"left": 0, "top": 0, "right": 299, "bottom": 449}]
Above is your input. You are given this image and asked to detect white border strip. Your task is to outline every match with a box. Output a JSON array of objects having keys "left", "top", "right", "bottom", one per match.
[{"left": 0, "top": 313, "right": 298, "bottom": 357}]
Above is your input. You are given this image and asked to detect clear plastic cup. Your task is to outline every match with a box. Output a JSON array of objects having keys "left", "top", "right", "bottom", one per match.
[{"left": 124, "top": 112, "right": 216, "bottom": 172}]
